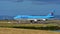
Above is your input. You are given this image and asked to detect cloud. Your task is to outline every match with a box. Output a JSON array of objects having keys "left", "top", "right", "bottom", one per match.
[
  {"left": 0, "top": 0, "right": 60, "bottom": 4},
  {"left": 30, "top": 0, "right": 59, "bottom": 2},
  {"left": 29, "top": 0, "right": 60, "bottom": 4},
  {"left": 13, "top": 0, "right": 24, "bottom": 2},
  {"left": 0, "top": 0, "right": 24, "bottom": 2}
]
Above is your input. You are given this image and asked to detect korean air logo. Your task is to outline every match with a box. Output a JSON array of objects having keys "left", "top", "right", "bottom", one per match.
[{"left": 51, "top": 12, "right": 53, "bottom": 16}]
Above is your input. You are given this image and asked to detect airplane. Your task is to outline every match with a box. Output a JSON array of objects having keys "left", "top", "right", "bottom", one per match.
[{"left": 14, "top": 10, "right": 55, "bottom": 22}]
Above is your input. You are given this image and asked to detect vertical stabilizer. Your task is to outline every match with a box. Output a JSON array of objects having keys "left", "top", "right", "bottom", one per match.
[{"left": 47, "top": 9, "right": 55, "bottom": 16}]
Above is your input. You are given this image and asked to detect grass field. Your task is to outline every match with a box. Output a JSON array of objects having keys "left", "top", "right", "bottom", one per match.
[
  {"left": 0, "top": 20, "right": 60, "bottom": 30},
  {"left": 0, "top": 28, "right": 60, "bottom": 34},
  {"left": 0, "top": 20, "right": 60, "bottom": 34},
  {"left": 0, "top": 23, "right": 60, "bottom": 30}
]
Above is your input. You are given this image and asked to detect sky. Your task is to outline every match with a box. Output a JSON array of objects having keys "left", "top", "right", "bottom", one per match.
[{"left": 0, "top": 0, "right": 60, "bottom": 16}]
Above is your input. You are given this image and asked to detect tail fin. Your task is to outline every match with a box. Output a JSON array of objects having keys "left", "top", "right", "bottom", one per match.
[{"left": 47, "top": 9, "right": 55, "bottom": 16}]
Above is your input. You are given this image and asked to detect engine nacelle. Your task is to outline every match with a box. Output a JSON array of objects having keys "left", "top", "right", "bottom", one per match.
[
  {"left": 42, "top": 19, "right": 47, "bottom": 21},
  {"left": 34, "top": 19, "right": 37, "bottom": 21}
]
